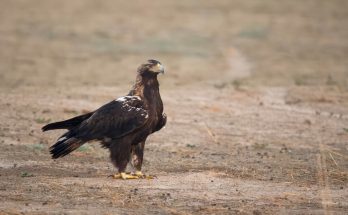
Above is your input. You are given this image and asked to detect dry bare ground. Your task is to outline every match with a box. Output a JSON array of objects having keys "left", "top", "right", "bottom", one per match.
[{"left": 0, "top": 0, "right": 347, "bottom": 214}]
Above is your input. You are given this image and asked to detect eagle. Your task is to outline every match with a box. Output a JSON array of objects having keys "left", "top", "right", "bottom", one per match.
[{"left": 42, "top": 59, "right": 166, "bottom": 180}]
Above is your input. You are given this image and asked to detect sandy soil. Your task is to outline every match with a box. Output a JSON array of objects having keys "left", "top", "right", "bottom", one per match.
[{"left": 1, "top": 0, "right": 348, "bottom": 214}]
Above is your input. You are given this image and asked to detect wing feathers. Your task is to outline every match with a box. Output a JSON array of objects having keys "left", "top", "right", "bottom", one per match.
[
  {"left": 46, "top": 96, "right": 148, "bottom": 158},
  {"left": 78, "top": 97, "right": 148, "bottom": 140}
]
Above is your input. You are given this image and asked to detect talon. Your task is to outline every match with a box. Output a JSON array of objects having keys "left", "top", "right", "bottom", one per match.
[
  {"left": 111, "top": 173, "right": 122, "bottom": 179},
  {"left": 111, "top": 172, "right": 156, "bottom": 180},
  {"left": 135, "top": 171, "right": 144, "bottom": 178},
  {"left": 134, "top": 171, "right": 156, "bottom": 179},
  {"left": 121, "top": 172, "right": 139, "bottom": 180},
  {"left": 110, "top": 172, "right": 139, "bottom": 180}
]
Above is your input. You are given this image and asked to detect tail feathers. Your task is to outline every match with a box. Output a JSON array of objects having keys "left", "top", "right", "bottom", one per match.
[
  {"left": 42, "top": 121, "right": 71, "bottom": 132},
  {"left": 50, "top": 133, "right": 85, "bottom": 159},
  {"left": 42, "top": 112, "right": 93, "bottom": 132}
]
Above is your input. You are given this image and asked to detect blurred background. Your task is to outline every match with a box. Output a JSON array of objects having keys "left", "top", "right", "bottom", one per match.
[{"left": 0, "top": 0, "right": 347, "bottom": 90}]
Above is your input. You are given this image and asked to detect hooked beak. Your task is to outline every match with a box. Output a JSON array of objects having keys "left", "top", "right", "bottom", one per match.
[{"left": 157, "top": 63, "right": 165, "bottom": 74}]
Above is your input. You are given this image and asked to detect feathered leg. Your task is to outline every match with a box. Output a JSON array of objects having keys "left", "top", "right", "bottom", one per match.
[
  {"left": 131, "top": 140, "right": 145, "bottom": 176},
  {"left": 109, "top": 140, "right": 139, "bottom": 180},
  {"left": 131, "top": 140, "right": 155, "bottom": 179}
]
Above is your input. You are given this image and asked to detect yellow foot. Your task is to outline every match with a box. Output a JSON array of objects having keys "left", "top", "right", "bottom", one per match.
[
  {"left": 134, "top": 171, "right": 157, "bottom": 179},
  {"left": 135, "top": 171, "right": 144, "bottom": 177},
  {"left": 111, "top": 172, "right": 139, "bottom": 180}
]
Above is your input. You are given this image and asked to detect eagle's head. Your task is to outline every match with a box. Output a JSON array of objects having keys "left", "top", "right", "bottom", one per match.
[{"left": 138, "top": 59, "right": 164, "bottom": 76}]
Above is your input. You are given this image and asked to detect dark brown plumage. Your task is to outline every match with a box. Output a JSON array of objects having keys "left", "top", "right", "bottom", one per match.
[{"left": 42, "top": 59, "right": 166, "bottom": 179}]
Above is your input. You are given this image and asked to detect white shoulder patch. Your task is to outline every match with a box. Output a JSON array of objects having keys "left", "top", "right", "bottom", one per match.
[
  {"left": 115, "top": 96, "right": 147, "bottom": 118},
  {"left": 116, "top": 96, "right": 127, "bottom": 102},
  {"left": 132, "top": 96, "right": 141, "bottom": 100},
  {"left": 115, "top": 96, "right": 141, "bottom": 102}
]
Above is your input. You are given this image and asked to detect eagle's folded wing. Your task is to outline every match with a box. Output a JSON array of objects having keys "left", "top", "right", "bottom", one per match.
[{"left": 75, "top": 96, "right": 149, "bottom": 140}]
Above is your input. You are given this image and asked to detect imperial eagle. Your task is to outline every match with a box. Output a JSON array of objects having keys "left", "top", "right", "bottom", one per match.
[{"left": 42, "top": 59, "right": 166, "bottom": 179}]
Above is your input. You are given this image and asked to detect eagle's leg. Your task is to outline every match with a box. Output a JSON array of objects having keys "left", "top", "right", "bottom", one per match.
[
  {"left": 131, "top": 140, "right": 155, "bottom": 179},
  {"left": 110, "top": 141, "right": 139, "bottom": 180},
  {"left": 131, "top": 140, "right": 145, "bottom": 177}
]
